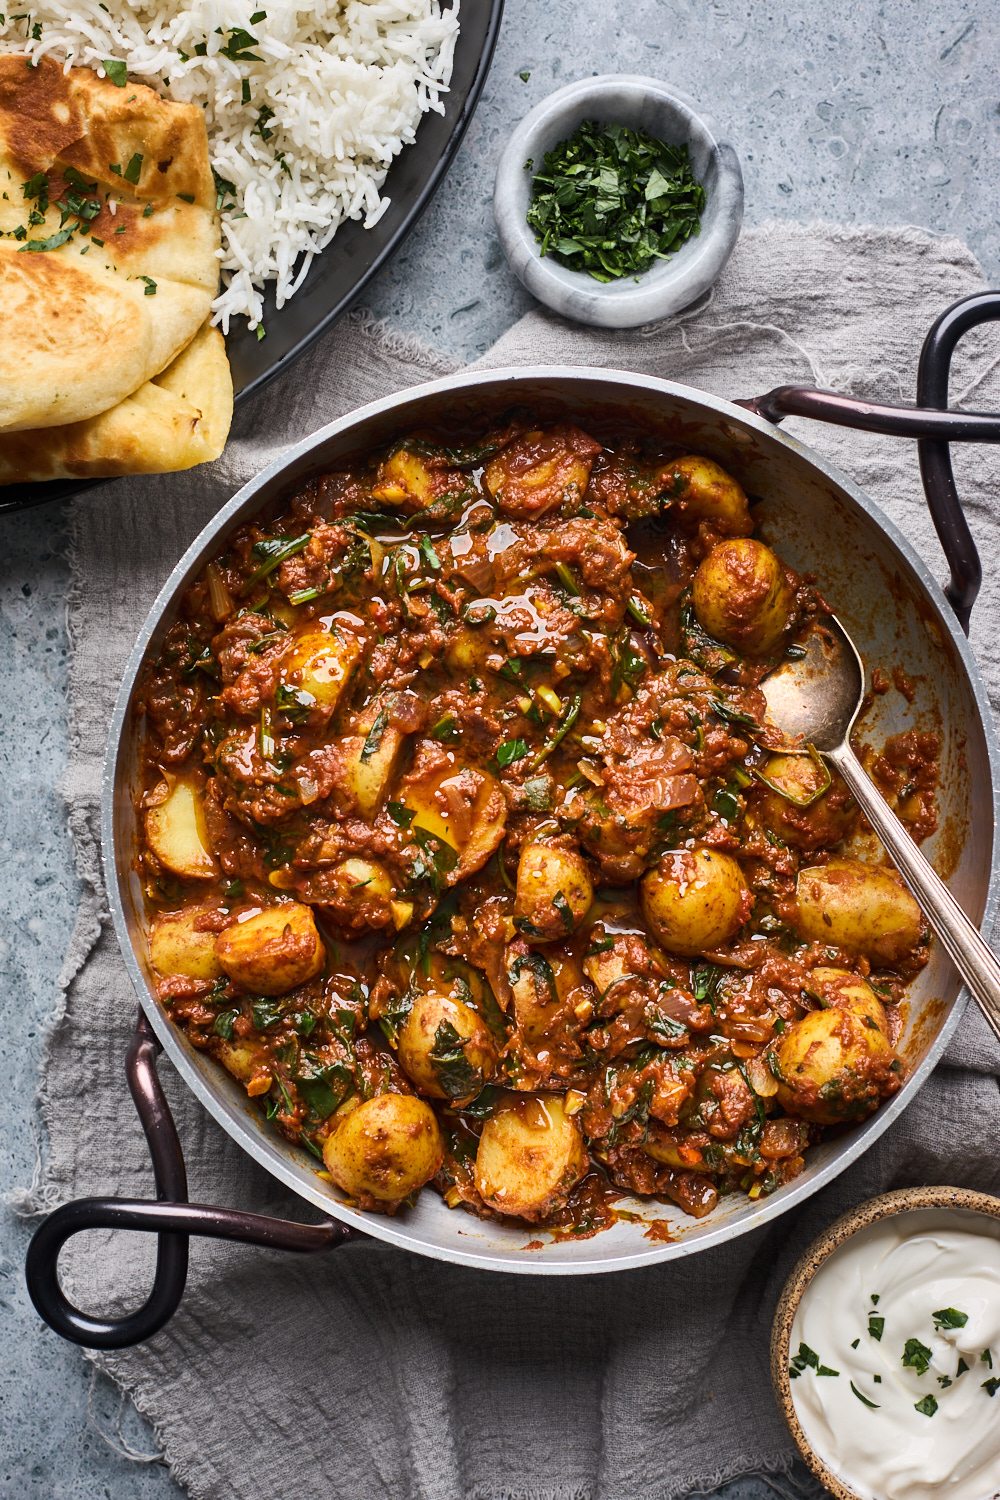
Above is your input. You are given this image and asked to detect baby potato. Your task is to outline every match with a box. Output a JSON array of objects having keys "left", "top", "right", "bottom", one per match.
[
  {"left": 337, "top": 706, "right": 408, "bottom": 821},
  {"left": 216, "top": 1038, "right": 272, "bottom": 1096},
  {"left": 474, "top": 1093, "right": 589, "bottom": 1220},
  {"left": 509, "top": 948, "right": 584, "bottom": 1045},
  {"left": 691, "top": 539, "right": 795, "bottom": 655},
  {"left": 322, "top": 1093, "right": 444, "bottom": 1203},
  {"left": 397, "top": 990, "right": 497, "bottom": 1103},
  {"left": 280, "top": 626, "right": 361, "bottom": 712},
  {"left": 642, "top": 1126, "right": 714, "bottom": 1173},
  {"left": 515, "top": 842, "right": 593, "bottom": 942},
  {"left": 149, "top": 907, "right": 224, "bottom": 983},
  {"left": 771, "top": 1004, "right": 899, "bottom": 1124},
  {"left": 145, "top": 775, "right": 218, "bottom": 881},
  {"left": 805, "top": 967, "right": 888, "bottom": 1032},
  {"left": 317, "top": 858, "right": 395, "bottom": 937},
  {"left": 664, "top": 454, "right": 752, "bottom": 536},
  {"left": 215, "top": 901, "right": 325, "bottom": 995},
  {"left": 641, "top": 848, "right": 750, "bottom": 957},
  {"left": 795, "top": 857, "right": 922, "bottom": 966},
  {"left": 752, "top": 753, "right": 857, "bottom": 852}
]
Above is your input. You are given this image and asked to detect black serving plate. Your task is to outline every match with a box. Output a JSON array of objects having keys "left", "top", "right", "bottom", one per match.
[{"left": 0, "top": 0, "right": 504, "bottom": 517}]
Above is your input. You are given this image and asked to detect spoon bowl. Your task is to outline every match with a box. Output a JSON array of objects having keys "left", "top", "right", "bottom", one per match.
[{"left": 762, "top": 616, "right": 1000, "bottom": 1045}]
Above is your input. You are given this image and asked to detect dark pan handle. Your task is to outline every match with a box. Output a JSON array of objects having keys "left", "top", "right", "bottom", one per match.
[
  {"left": 25, "top": 1010, "right": 363, "bottom": 1349},
  {"left": 736, "top": 290, "right": 1000, "bottom": 633}
]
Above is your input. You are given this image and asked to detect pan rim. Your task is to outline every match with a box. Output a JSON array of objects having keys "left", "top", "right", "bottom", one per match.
[{"left": 101, "top": 364, "right": 1000, "bottom": 1274}]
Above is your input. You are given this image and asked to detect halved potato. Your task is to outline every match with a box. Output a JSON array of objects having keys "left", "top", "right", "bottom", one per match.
[
  {"left": 400, "top": 759, "right": 507, "bottom": 880},
  {"left": 322, "top": 1093, "right": 444, "bottom": 1203},
  {"left": 337, "top": 704, "right": 408, "bottom": 821},
  {"left": 149, "top": 907, "right": 223, "bottom": 982},
  {"left": 216, "top": 902, "right": 325, "bottom": 995},
  {"left": 508, "top": 947, "right": 584, "bottom": 1045},
  {"left": 280, "top": 626, "right": 362, "bottom": 711},
  {"left": 691, "top": 539, "right": 795, "bottom": 655},
  {"left": 145, "top": 775, "right": 217, "bottom": 881},
  {"left": 474, "top": 1092, "right": 589, "bottom": 1220},
  {"left": 396, "top": 990, "right": 497, "bottom": 1103},
  {"left": 663, "top": 454, "right": 752, "bottom": 536},
  {"left": 805, "top": 967, "right": 888, "bottom": 1032},
  {"left": 217, "top": 1038, "right": 272, "bottom": 1096}
]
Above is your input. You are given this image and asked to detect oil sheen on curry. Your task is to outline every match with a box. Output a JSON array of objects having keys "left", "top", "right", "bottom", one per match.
[{"left": 137, "top": 417, "right": 938, "bottom": 1236}]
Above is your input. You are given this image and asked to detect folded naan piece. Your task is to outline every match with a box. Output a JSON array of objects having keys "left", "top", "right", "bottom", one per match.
[
  {"left": 0, "top": 55, "right": 221, "bottom": 432},
  {"left": 0, "top": 320, "right": 233, "bottom": 483}
]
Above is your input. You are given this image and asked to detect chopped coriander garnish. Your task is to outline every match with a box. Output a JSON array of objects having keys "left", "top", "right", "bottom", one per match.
[
  {"left": 90, "top": 236, "right": 104, "bottom": 246},
  {"left": 957, "top": 1358, "right": 971, "bottom": 1376},
  {"left": 518, "top": 69, "right": 530, "bottom": 81},
  {"left": 177, "top": 192, "right": 195, "bottom": 203},
  {"left": 142, "top": 202, "right": 154, "bottom": 217},
  {"left": 256, "top": 324, "right": 266, "bottom": 341},
  {"left": 914, "top": 1394, "right": 939, "bottom": 1418},
  {"left": 851, "top": 1338, "right": 860, "bottom": 1350},
  {"left": 103, "top": 58, "right": 127, "bottom": 86},
  {"left": 250, "top": 8, "right": 267, "bottom": 20},
  {"left": 903, "top": 1338, "right": 933, "bottom": 1377},
  {"left": 937, "top": 1376, "right": 953, "bottom": 1388},
  {"left": 982, "top": 1349, "right": 993, "bottom": 1368},
  {"left": 982, "top": 1377, "right": 1000, "bottom": 1397},
  {"left": 139, "top": 276, "right": 157, "bottom": 295},
  {"left": 525, "top": 119, "right": 706, "bottom": 283},
  {"left": 871, "top": 1294, "right": 880, "bottom": 1305},
  {"left": 19, "top": 226, "right": 74, "bottom": 252},
  {"left": 123, "top": 152, "right": 143, "bottom": 185},
  {"left": 850, "top": 1381, "right": 879, "bottom": 1408},
  {"left": 873, "top": 1375, "right": 882, "bottom": 1383},
  {"left": 868, "top": 1315, "right": 885, "bottom": 1342},
  {"left": 242, "top": 77, "right": 251, "bottom": 104},
  {"left": 932, "top": 1308, "right": 969, "bottom": 1330}
]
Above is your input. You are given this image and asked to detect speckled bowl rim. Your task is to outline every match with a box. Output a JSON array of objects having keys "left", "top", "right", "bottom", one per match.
[
  {"left": 492, "top": 74, "right": 744, "bottom": 328},
  {"left": 771, "top": 1186, "right": 1000, "bottom": 1500}
]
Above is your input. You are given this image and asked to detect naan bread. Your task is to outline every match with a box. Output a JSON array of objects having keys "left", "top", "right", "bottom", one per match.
[
  {"left": 0, "top": 320, "right": 233, "bottom": 483},
  {"left": 0, "top": 55, "right": 221, "bottom": 431}
]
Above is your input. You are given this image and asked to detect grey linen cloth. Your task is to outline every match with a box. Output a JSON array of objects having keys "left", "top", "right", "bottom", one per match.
[{"left": 22, "top": 222, "right": 1000, "bottom": 1500}]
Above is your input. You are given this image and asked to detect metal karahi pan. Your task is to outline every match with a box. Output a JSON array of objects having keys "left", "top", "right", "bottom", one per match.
[{"left": 26, "top": 292, "right": 1000, "bottom": 1348}]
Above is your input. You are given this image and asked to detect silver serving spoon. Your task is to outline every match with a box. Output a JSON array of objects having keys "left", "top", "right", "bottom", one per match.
[{"left": 760, "top": 615, "right": 1000, "bottom": 1042}]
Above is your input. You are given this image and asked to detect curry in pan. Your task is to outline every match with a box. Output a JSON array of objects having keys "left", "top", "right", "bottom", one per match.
[{"left": 136, "top": 418, "right": 936, "bottom": 1236}]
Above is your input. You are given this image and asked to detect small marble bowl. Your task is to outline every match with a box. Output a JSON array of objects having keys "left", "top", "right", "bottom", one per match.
[
  {"left": 771, "top": 1186, "right": 1000, "bottom": 1500},
  {"left": 493, "top": 75, "right": 744, "bottom": 329}
]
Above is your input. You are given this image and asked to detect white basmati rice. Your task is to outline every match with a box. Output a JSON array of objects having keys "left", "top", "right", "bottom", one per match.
[{"left": 0, "top": 0, "right": 460, "bottom": 329}]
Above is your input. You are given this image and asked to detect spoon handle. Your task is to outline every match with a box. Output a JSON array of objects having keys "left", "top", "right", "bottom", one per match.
[{"left": 827, "top": 743, "right": 1000, "bottom": 1045}]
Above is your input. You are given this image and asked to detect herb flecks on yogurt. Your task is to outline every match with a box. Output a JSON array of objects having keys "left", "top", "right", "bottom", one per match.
[{"left": 789, "top": 1210, "right": 1000, "bottom": 1500}]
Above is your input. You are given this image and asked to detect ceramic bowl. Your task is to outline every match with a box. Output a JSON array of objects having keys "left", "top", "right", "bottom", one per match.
[
  {"left": 771, "top": 1186, "right": 1000, "bottom": 1500},
  {"left": 493, "top": 74, "right": 744, "bottom": 329}
]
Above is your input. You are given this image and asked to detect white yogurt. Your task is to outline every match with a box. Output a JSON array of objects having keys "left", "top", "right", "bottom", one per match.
[{"left": 789, "top": 1209, "right": 1000, "bottom": 1500}]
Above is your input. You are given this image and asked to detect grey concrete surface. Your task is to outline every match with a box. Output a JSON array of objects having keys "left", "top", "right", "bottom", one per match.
[{"left": 1, "top": 0, "right": 997, "bottom": 1493}]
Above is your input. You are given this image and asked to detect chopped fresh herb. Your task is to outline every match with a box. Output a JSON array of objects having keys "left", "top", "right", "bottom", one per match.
[
  {"left": 177, "top": 192, "right": 195, "bottom": 203},
  {"left": 914, "top": 1394, "right": 939, "bottom": 1418},
  {"left": 983, "top": 1349, "right": 994, "bottom": 1369},
  {"left": 142, "top": 201, "right": 154, "bottom": 217},
  {"left": 256, "top": 324, "right": 266, "bottom": 341},
  {"left": 528, "top": 691, "right": 582, "bottom": 769},
  {"left": 212, "top": 1008, "right": 240, "bottom": 1041},
  {"left": 496, "top": 737, "right": 528, "bottom": 768},
  {"left": 957, "top": 1358, "right": 971, "bottom": 1376},
  {"left": 983, "top": 1377, "right": 1000, "bottom": 1397},
  {"left": 903, "top": 1338, "right": 933, "bottom": 1377},
  {"left": 123, "top": 152, "right": 143, "bottom": 184},
  {"left": 90, "top": 236, "right": 104, "bottom": 246},
  {"left": 221, "top": 27, "right": 263, "bottom": 61},
  {"left": 243, "top": 532, "right": 310, "bottom": 590},
  {"left": 213, "top": 168, "right": 238, "bottom": 212},
  {"left": 868, "top": 1315, "right": 885, "bottom": 1342},
  {"left": 430, "top": 712, "right": 460, "bottom": 744},
  {"left": 850, "top": 1381, "right": 880, "bottom": 1409},
  {"left": 360, "top": 709, "right": 388, "bottom": 764},
  {"left": 871, "top": 1294, "right": 880, "bottom": 1305},
  {"left": 387, "top": 800, "right": 415, "bottom": 829},
  {"left": 139, "top": 276, "right": 157, "bottom": 295},
  {"left": 713, "top": 786, "right": 742, "bottom": 823},
  {"left": 790, "top": 1342, "right": 819, "bottom": 1372},
  {"left": 251, "top": 998, "right": 285, "bottom": 1030},
  {"left": 19, "top": 226, "right": 74, "bottom": 252},
  {"left": 937, "top": 1376, "right": 953, "bottom": 1388},
  {"left": 645, "top": 1003, "right": 688, "bottom": 1044},
  {"left": 519, "top": 69, "right": 530, "bottom": 81},
  {"left": 429, "top": 1019, "right": 480, "bottom": 1100},
  {"left": 552, "top": 891, "right": 574, "bottom": 930},
  {"left": 253, "top": 104, "right": 275, "bottom": 140},
  {"left": 103, "top": 58, "right": 127, "bottom": 86},
  {"left": 933, "top": 1307, "right": 969, "bottom": 1330},
  {"left": 874, "top": 1375, "right": 882, "bottom": 1383},
  {"left": 250, "top": 8, "right": 267, "bottom": 20},
  {"left": 242, "top": 77, "right": 251, "bottom": 104},
  {"left": 525, "top": 118, "right": 705, "bottom": 283},
  {"left": 419, "top": 534, "right": 441, "bottom": 571}
]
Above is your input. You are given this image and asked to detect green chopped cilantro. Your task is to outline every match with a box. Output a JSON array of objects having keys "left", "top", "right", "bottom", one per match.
[
  {"left": 103, "top": 58, "right": 127, "bottom": 86},
  {"left": 496, "top": 737, "right": 528, "bottom": 768},
  {"left": 902, "top": 1338, "right": 933, "bottom": 1377},
  {"left": 914, "top": 1394, "right": 938, "bottom": 1418},
  {"left": 868, "top": 1315, "right": 884, "bottom": 1342},
  {"left": 850, "top": 1381, "right": 879, "bottom": 1409},
  {"left": 525, "top": 119, "right": 706, "bottom": 283},
  {"left": 139, "top": 275, "right": 157, "bottom": 295},
  {"left": 932, "top": 1308, "right": 969, "bottom": 1330}
]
